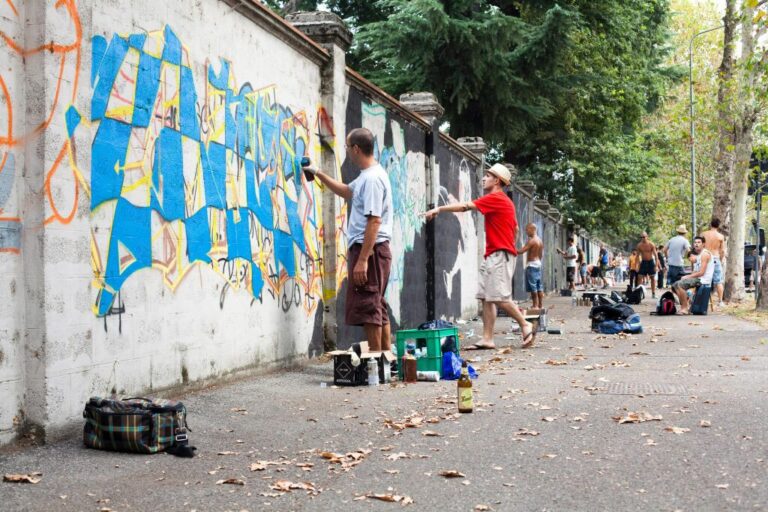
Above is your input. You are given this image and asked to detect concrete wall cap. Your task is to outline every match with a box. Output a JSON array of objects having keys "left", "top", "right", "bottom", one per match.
[
  {"left": 399, "top": 92, "right": 445, "bottom": 120},
  {"left": 286, "top": 10, "right": 353, "bottom": 50}
]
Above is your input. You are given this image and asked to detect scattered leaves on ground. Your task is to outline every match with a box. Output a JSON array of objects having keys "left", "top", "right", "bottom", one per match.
[{"left": 439, "top": 470, "right": 466, "bottom": 478}]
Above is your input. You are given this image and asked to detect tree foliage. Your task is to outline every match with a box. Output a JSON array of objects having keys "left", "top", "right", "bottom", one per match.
[{"left": 266, "top": 0, "right": 685, "bottom": 244}]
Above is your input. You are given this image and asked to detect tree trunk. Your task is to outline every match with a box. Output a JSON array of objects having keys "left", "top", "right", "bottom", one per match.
[
  {"left": 723, "top": 138, "right": 751, "bottom": 302},
  {"left": 710, "top": 0, "right": 738, "bottom": 235},
  {"left": 757, "top": 248, "right": 768, "bottom": 309}
]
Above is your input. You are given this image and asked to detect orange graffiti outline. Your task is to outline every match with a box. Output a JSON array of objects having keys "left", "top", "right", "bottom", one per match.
[
  {"left": 0, "top": 0, "right": 81, "bottom": 148},
  {"left": 5, "top": 0, "right": 18, "bottom": 16}
]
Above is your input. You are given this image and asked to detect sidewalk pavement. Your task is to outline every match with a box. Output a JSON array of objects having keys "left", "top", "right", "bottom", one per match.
[{"left": 1, "top": 288, "right": 767, "bottom": 511}]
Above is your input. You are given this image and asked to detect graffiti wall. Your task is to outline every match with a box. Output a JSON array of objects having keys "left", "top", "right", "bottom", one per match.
[
  {"left": 0, "top": 0, "right": 329, "bottom": 438},
  {"left": 434, "top": 139, "right": 479, "bottom": 320}
]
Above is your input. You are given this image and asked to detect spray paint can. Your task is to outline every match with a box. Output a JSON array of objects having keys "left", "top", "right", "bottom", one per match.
[
  {"left": 367, "top": 358, "right": 379, "bottom": 386},
  {"left": 297, "top": 156, "right": 314, "bottom": 181}
]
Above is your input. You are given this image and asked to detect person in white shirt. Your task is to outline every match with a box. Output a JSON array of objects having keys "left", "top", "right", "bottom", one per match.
[
  {"left": 664, "top": 224, "right": 691, "bottom": 286},
  {"left": 557, "top": 237, "right": 578, "bottom": 291},
  {"left": 672, "top": 236, "right": 714, "bottom": 314}
]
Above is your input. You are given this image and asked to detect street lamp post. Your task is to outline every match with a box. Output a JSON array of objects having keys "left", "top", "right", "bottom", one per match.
[{"left": 689, "top": 25, "right": 724, "bottom": 236}]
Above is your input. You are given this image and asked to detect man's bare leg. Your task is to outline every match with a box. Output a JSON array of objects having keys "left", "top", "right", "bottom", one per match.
[
  {"left": 477, "top": 300, "right": 497, "bottom": 348},
  {"left": 364, "top": 324, "right": 383, "bottom": 352},
  {"left": 673, "top": 287, "right": 689, "bottom": 313},
  {"left": 649, "top": 275, "right": 656, "bottom": 297},
  {"left": 716, "top": 283, "right": 724, "bottom": 304},
  {"left": 496, "top": 300, "right": 535, "bottom": 347},
  {"left": 536, "top": 291, "right": 544, "bottom": 309},
  {"left": 381, "top": 322, "right": 391, "bottom": 351},
  {"left": 529, "top": 292, "right": 537, "bottom": 309}
]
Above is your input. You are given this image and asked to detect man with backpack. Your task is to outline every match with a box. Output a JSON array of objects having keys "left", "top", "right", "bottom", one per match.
[{"left": 672, "top": 236, "right": 714, "bottom": 315}]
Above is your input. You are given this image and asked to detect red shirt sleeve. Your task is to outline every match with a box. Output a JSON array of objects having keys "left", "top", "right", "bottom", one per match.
[{"left": 473, "top": 192, "right": 497, "bottom": 215}]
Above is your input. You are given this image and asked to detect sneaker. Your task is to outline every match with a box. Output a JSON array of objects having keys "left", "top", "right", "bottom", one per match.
[{"left": 718, "top": 301, "right": 726, "bottom": 308}]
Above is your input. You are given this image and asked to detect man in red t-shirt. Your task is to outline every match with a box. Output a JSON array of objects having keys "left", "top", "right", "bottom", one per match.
[{"left": 423, "top": 163, "right": 536, "bottom": 349}]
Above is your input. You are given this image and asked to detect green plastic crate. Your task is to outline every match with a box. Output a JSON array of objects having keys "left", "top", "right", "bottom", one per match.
[{"left": 395, "top": 327, "right": 459, "bottom": 379}]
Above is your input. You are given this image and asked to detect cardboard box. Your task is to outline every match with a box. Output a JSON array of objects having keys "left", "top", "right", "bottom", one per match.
[
  {"left": 522, "top": 308, "right": 548, "bottom": 332},
  {"left": 328, "top": 342, "right": 395, "bottom": 386}
]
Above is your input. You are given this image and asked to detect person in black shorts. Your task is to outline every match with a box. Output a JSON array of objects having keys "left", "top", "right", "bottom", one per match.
[{"left": 636, "top": 232, "right": 660, "bottom": 298}]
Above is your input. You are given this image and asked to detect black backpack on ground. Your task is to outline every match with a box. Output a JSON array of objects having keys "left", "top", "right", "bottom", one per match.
[
  {"left": 623, "top": 285, "right": 645, "bottom": 305},
  {"left": 655, "top": 290, "right": 677, "bottom": 315}
]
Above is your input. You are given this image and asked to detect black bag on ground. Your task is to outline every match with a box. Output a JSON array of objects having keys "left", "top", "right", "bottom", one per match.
[
  {"left": 690, "top": 285, "right": 711, "bottom": 315},
  {"left": 83, "top": 397, "right": 195, "bottom": 457},
  {"left": 655, "top": 290, "right": 677, "bottom": 315},
  {"left": 589, "top": 303, "right": 636, "bottom": 331},
  {"left": 623, "top": 285, "right": 645, "bottom": 305}
]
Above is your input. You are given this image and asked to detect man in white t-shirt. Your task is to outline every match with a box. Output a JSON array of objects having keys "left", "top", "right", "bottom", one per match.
[
  {"left": 303, "top": 128, "right": 393, "bottom": 351},
  {"left": 557, "top": 237, "right": 578, "bottom": 291},
  {"left": 664, "top": 224, "right": 691, "bottom": 286}
]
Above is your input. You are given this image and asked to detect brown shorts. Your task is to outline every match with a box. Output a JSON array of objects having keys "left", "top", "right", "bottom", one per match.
[{"left": 345, "top": 242, "right": 392, "bottom": 326}]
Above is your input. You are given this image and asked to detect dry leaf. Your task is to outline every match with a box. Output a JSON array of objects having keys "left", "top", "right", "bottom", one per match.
[
  {"left": 217, "top": 451, "right": 239, "bottom": 456},
  {"left": 422, "top": 430, "right": 442, "bottom": 437},
  {"left": 367, "top": 493, "right": 413, "bottom": 504},
  {"left": 716, "top": 484, "right": 729, "bottom": 489},
  {"left": 475, "top": 506, "right": 492, "bottom": 511},
  {"left": 271, "top": 480, "right": 317, "bottom": 492},
  {"left": 386, "top": 452, "right": 411, "bottom": 461},
  {"left": 664, "top": 426, "right": 691, "bottom": 434},
  {"left": 542, "top": 416, "right": 557, "bottom": 422},
  {"left": 540, "top": 454, "right": 558, "bottom": 459},
  {"left": 514, "top": 429, "right": 540, "bottom": 436},
  {"left": 544, "top": 359, "right": 568, "bottom": 366},
  {"left": 216, "top": 478, "right": 245, "bottom": 485},
  {"left": 384, "top": 469, "right": 400, "bottom": 474},
  {"left": 3, "top": 473, "right": 42, "bottom": 484},
  {"left": 438, "top": 470, "right": 466, "bottom": 478},
  {"left": 612, "top": 412, "right": 663, "bottom": 424},
  {"left": 700, "top": 420, "right": 711, "bottom": 428}
]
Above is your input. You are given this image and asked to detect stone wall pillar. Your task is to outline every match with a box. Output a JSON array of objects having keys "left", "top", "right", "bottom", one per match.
[
  {"left": 287, "top": 11, "right": 351, "bottom": 351},
  {"left": 399, "top": 92, "right": 444, "bottom": 320}
]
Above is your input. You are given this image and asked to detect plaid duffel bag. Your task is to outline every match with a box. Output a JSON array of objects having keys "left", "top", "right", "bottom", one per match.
[{"left": 83, "top": 397, "right": 192, "bottom": 456}]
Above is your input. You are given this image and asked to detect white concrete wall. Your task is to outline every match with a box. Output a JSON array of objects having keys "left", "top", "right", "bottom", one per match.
[
  {"left": 3, "top": 0, "right": 326, "bottom": 442},
  {"left": 0, "top": 0, "right": 27, "bottom": 445}
]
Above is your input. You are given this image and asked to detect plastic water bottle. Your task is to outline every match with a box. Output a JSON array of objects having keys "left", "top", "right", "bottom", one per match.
[{"left": 367, "top": 358, "right": 379, "bottom": 386}]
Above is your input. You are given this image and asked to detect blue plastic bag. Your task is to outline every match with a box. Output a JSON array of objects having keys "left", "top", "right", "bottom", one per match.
[{"left": 441, "top": 352, "right": 478, "bottom": 380}]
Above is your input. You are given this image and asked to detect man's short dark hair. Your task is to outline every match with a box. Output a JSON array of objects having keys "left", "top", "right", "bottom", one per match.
[
  {"left": 347, "top": 128, "right": 375, "bottom": 156},
  {"left": 711, "top": 218, "right": 720, "bottom": 228},
  {"left": 695, "top": 235, "right": 706, "bottom": 244},
  {"left": 568, "top": 237, "right": 575, "bottom": 243}
]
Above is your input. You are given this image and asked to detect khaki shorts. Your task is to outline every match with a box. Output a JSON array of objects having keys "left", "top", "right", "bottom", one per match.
[{"left": 476, "top": 250, "right": 515, "bottom": 302}]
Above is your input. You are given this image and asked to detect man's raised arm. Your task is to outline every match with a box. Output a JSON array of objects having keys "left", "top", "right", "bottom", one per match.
[{"left": 303, "top": 166, "right": 353, "bottom": 200}]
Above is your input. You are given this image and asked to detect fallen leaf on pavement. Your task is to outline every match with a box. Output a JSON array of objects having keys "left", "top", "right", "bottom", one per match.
[
  {"left": 216, "top": 478, "right": 245, "bottom": 485},
  {"left": 271, "top": 480, "right": 317, "bottom": 492},
  {"left": 716, "top": 484, "right": 729, "bottom": 489},
  {"left": 545, "top": 359, "right": 568, "bottom": 366},
  {"left": 514, "top": 429, "right": 540, "bottom": 436},
  {"left": 422, "top": 430, "right": 442, "bottom": 437},
  {"left": 542, "top": 417, "right": 557, "bottom": 422},
  {"left": 386, "top": 452, "right": 412, "bottom": 461},
  {"left": 217, "top": 451, "right": 239, "bottom": 456},
  {"left": 367, "top": 493, "right": 414, "bottom": 504},
  {"left": 613, "top": 412, "right": 663, "bottom": 424},
  {"left": 439, "top": 470, "right": 466, "bottom": 478},
  {"left": 3, "top": 473, "right": 42, "bottom": 484},
  {"left": 384, "top": 469, "right": 400, "bottom": 474},
  {"left": 664, "top": 426, "right": 691, "bottom": 434},
  {"left": 475, "top": 505, "right": 492, "bottom": 511},
  {"left": 700, "top": 420, "right": 711, "bottom": 428}
]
